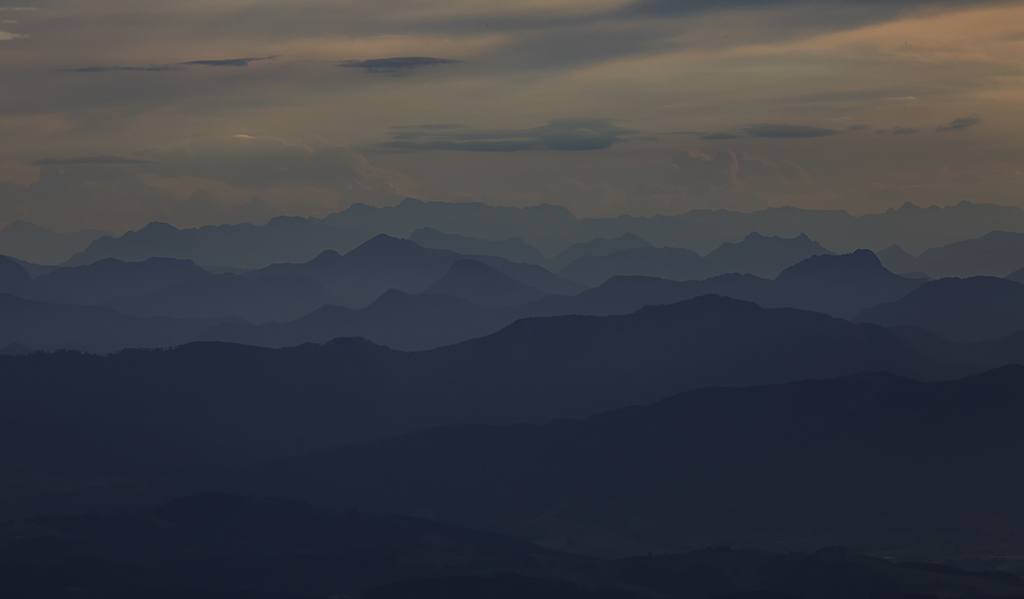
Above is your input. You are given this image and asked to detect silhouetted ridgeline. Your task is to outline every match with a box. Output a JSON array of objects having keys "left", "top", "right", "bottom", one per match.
[
  {"left": 409, "top": 226, "right": 547, "bottom": 264},
  {"left": 64, "top": 217, "right": 374, "bottom": 269},
  {"left": 21, "top": 199, "right": 1024, "bottom": 270},
  {"left": 0, "top": 220, "right": 108, "bottom": 265},
  {"left": 857, "top": 276, "right": 1024, "bottom": 342},
  {"left": 3, "top": 495, "right": 1021, "bottom": 598},
  {"left": 0, "top": 296, "right": 967, "bottom": 521},
  {"left": 216, "top": 366, "right": 1024, "bottom": 558},
  {"left": 0, "top": 292, "right": 234, "bottom": 354},
  {"left": 558, "top": 231, "right": 831, "bottom": 286}
]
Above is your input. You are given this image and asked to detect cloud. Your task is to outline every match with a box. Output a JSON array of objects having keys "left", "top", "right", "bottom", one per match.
[
  {"left": 63, "top": 56, "right": 274, "bottom": 73},
  {"left": 339, "top": 56, "right": 461, "bottom": 75},
  {"left": 379, "top": 118, "right": 635, "bottom": 152},
  {"left": 0, "top": 30, "right": 25, "bottom": 40},
  {"left": 63, "top": 65, "right": 181, "bottom": 73},
  {"left": 33, "top": 156, "right": 150, "bottom": 166},
  {"left": 742, "top": 124, "right": 842, "bottom": 138},
  {"left": 892, "top": 127, "right": 918, "bottom": 135},
  {"left": 936, "top": 117, "right": 982, "bottom": 132},
  {"left": 848, "top": 124, "right": 871, "bottom": 131},
  {"left": 180, "top": 56, "right": 276, "bottom": 68}
]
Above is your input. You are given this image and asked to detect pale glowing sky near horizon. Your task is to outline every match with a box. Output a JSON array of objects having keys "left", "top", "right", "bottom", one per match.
[{"left": 0, "top": 0, "right": 1022, "bottom": 232}]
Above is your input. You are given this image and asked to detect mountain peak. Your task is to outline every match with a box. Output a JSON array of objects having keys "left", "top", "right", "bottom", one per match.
[{"left": 425, "top": 259, "right": 547, "bottom": 308}]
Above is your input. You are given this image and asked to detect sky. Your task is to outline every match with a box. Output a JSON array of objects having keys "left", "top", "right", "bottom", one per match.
[{"left": 0, "top": 0, "right": 1022, "bottom": 233}]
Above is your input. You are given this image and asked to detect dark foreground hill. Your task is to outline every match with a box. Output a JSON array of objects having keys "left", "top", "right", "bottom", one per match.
[
  {"left": 214, "top": 366, "right": 1024, "bottom": 560},
  {"left": 857, "top": 277, "right": 1024, "bottom": 342},
  {"left": 0, "top": 296, "right": 959, "bottom": 521},
  {"left": 0, "top": 493, "right": 569, "bottom": 599},
  {"left": 4, "top": 496, "right": 1021, "bottom": 599},
  {"left": 204, "top": 289, "right": 509, "bottom": 351}
]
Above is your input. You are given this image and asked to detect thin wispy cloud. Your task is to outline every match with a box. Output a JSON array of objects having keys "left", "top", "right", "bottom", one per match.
[
  {"left": 892, "top": 127, "right": 918, "bottom": 135},
  {"left": 380, "top": 118, "right": 634, "bottom": 152},
  {"left": 181, "top": 56, "right": 277, "bottom": 68},
  {"left": 33, "top": 156, "right": 149, "bottom": 166},
  {"left": 742, "top": 124, "right": 842, "bottom": 139},
  {"left": 339, "top": 57, "right": 461, "bottom": 75},
  {"left": 0, "top": 30, "right": 25, "bottom": 40},
  {"left": 64, "top": 65, "right": 182, "bottom": 73},
  {"left": 937, "top": 117, "right": 982, "bottom": 132},
  {"left": 63, "top": 56, "right": 275, "bottom": 74}
]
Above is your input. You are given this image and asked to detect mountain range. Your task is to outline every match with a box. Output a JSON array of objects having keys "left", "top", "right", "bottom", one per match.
[
  {"left": 212, "top": 366, "right": 1024, "bottom": 559},
  {"left": 4, "top": 494, "right": 1021, "bottom": 599},
  {"left": 11, "top": 199, "right": 1024, "bottom": 272},
  {"left": 878, "top": 231, "right": 1024, "bottom": 279},
  {"left": 14, "top": 246, "right": 1021, "bottom": 353},
  {"left": 0, "top": 294, "right": 982, "bottom": 524}
]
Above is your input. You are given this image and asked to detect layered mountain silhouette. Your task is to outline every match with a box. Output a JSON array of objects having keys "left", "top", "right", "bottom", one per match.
[
  {"left": 558, "top": 233, "right": 831, "bottom": 287},
  {"left": 0, "top": 293, "right": 231, "bottom": 354},
  {"left": 878, "top": 231, "right": 1024, "bottom": 279},
  {"left": 409, "top": 227, "right": 546, "bottom": 264},
  {"left": 323, "top": 197, "right": 580, "bottom": 256},
  {"left": 6, "top": 255, "right": 56, "bottom": 278},
  {"left": 912, "top": 231, "right": 1024, "bottom": 278},
  {"left": 0, "top": 220, "right": 107, "bottom": 265},
  {"left": 361, "top": 549, "right": 1024, "bottom": 599},
  {"left": 704, "top": 232, "right": 833, "bottom": 279},
  {"left": 65, "top": 217, "right": 374, "bottom": 269},
  {"left": 0, "top": 296, "right": 956, "bottom": 507},
  {"left": 219, "top": 366, "right": 1024, "bottom": 557},
  {"left": 536, "top": 250, "right": 922, "bottom": 321},
  {"left": 0, "top": 493, "right": 567, "bottom": 598},
  {"left": 255, "top": 234, "right": 581, "bottom": 307},
  {"left": 424, "top": 259, "right": 549, "bottom": 308},
  {"left": 546, "top": 233, "right": 653, "bottom": 271},
  {"left": 204, "top": 289, "right": 508, "bottom": 351},
  {"left": 0, "top": 248, "right": 937, "bottom": 354},
  {"left": 111, "top": 271, "right": 337, "bottom": 323},
  {"left": 28, "top": 257, "right": 210, "bottom": 305},
  {"left": 559, "top": 246, "right": 707, "bottom": 287},
  {"left": 3, "top": 495, "right": 1016, "bottom": 599},
  {"left": 322, "top": 198, "right": 1024, "bottom": 256},
  {"left": 29, "top": 200, "right": 1024, "bottom": 273},
  {"left": 876, "top": 243, "right": 918, "bottom": 275},
  {"left": 0, "top": 255, "right": 31, "bottom": 295},
  {"left": 857, "top": 276, "right": 1024, "bottom": 342},
  {"left": 766, "top": 249, "right": 923, "bottom": 318}
]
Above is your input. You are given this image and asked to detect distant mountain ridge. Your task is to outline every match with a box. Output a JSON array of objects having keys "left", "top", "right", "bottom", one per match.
[
  {"left": 857, "top": 276, "right": 1024, "bottom": 342},
  {"left": 65, "top": 217, "right": 374, "bottom": 270},
  {"left": 0, "top": 220, "right": 108, "bottom": 265},
  {"left": 36, "top": 199, "right": 1024, "bottom": 271},
  {"left": 558, "top": 232, "right": 832, "bottom": 286},
  {"left": 409, "top": 227, "right": 546, "bottom": 264}
]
